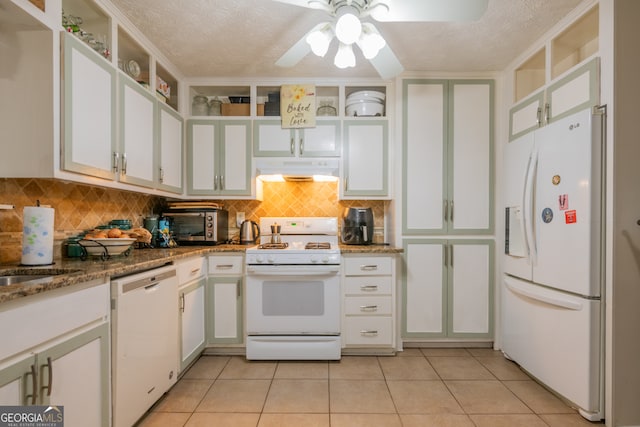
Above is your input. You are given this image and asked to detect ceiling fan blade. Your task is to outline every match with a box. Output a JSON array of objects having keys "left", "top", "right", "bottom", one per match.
[
  {"left": 370, "top": 0, "right": 488, "bottom": 22},
  {"left": 276, "top": 22, "right": 328, "bottom": 68},
  {"left": 271, "top": 0, "right": 315, "bottom": 9},
  {"left": 368, "top": 44, "right": 404, "bottom": 80}
]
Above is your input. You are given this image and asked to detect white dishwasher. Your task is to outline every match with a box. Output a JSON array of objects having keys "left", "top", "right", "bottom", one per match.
[{"left": 111, "top": 264, "right": 179, "bottom": 427}]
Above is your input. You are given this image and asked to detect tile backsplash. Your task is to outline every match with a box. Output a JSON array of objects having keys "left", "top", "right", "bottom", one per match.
[{"left": 0, "top": 178, "right": 388, "bottom": 264}]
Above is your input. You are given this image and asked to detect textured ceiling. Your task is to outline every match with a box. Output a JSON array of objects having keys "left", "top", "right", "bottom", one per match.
[{"left": 108, "top": 0, "right": 584, "bottom": 79}]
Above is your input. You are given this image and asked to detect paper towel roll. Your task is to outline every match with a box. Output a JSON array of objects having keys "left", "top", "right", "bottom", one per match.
[{"left": 22, "top": 206, "right": 55, "bottom": 265}]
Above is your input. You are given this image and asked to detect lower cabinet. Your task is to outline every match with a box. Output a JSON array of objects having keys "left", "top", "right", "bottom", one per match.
[
  {"left": 0, "top": 280, "right": 110, "bottom": 427},
  {"left": 402, "top": 239, "right": 494, "bottom": 339},
  {"left": 342, "top": 255, "right": 396, "bottom": 351},
  {"left": 177, "top": 257, "right": 207, "bottom": 373},
  {"left": 207, "top": 255, "right": 244, "bottom": 345}
]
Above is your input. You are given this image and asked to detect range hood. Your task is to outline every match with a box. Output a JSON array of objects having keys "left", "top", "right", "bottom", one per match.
[{"left": 256, "top": 158, "right": 339, "bottom": 182}]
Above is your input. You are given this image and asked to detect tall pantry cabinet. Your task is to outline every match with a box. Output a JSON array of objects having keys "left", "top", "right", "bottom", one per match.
[{"left": 401, "top": 79, "right": 495, "bottom": 340}]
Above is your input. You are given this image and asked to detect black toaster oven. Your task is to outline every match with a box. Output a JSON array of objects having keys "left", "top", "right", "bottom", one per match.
[{"left": 161, "top": 208, "right": 228, "bottom": 245}]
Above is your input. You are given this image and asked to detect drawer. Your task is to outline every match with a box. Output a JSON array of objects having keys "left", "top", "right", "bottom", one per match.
[
  {"left": 343, "top": 276, "right": 392, "bottom": 295},
  {"left": 343, "top": 317, "right": 393, "bottom": 346},
  {"left": 208, "top": 255, "right": 243, "bottom": 275},
  {"left": 177, "top": 256, "right": 206, "bottom": 284},
  {"left": 343, "top": 256, "right": 392, "bottom": 276},
  {"left": 344, "top": 296, "right": 392, "bottom": 315}
]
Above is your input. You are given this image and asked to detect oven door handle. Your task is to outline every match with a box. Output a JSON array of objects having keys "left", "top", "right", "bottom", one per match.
[{"left": 246, "top": 266, "right": 340, "bottom": 276}]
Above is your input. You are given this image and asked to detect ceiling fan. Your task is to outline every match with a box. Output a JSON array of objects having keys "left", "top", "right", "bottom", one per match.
[{"left": 274, "top": 0, "right": 489, "bottom": 79}]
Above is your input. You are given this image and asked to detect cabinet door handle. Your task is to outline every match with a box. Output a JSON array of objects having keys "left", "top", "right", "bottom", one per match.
[
  {"left": 112, "top": 152, "right": 120, "bottom": 173},
  {"left": 450, "top": 244, "right": 454, "bottom": 268},
  {"left": 344, "top": 177, "right": 348, "bottom": 192},
  {"left": 290, "top": 137, "right": 295, "bottom": 154},
  {"left": 360, "top": 305, "right": 378, "bottom": 312},
  {"left": 214, "top": 175, "right": 219, "bottom": 191},
  {"left": 536, "top": 107, "right": 542, "bottom": 127},
  {"left": 42, "top": 356, "right": 53, "bottom": 397},
  {"left": 443, "top": 199, "right": 448, "bottom": 222},
  {"left": 450, "top": 200, "right": 454, "bottom": 222},
  {"left": 299, "top": 137, "right": 304, "bottom": 155},
  {"left": 121, "top": 153, "right": 127, "bottom": 175},
  {"left": 444, "top": 244, "right": 448, "bottom": 266},
  {"left": 360, "top": 285, "right": 378, "bottom": 291},
  {"left": 220, "top": 175, "right": 225, "bottom": 190},
  {"left": 360, "top": 330, "right": 379, "bottom": 336},
  {"left": 26, "top": 363, "right": 37, "bottom": 405},
  {"left": 180, "top": 293, "right": 185, "bottom": 313},
  {"left": 159, "top": 167, "right": 164, "bottom": 183},
  {"left": 360, "top": 265, "right": 378, "bottom": 271},
  {"left": 544, "top": 103, "right": 550, "bottom": 124}
]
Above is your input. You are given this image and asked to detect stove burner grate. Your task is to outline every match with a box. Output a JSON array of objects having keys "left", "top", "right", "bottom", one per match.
[
  {"left": 258, "top": 242, "right": 289, "bottom": 249},
  {"left": 305, "top": 242, "right": 331, "bottom": 250}
]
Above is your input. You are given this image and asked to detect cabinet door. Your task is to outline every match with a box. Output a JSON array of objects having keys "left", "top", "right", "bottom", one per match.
[
  {"left": 509, "top": 90, "right": 545, "bottom": 141},
  {"left": 448, "top": 240, "right": 493, "bottom": 338},
  {"left": 402, "top": 240, "right": 447, "bottom": 338},
  {"left": 157, "top": 103, "right": 183, "bottom": 193},
  {"left": 403, "top": 80, "right": 447, "bottom": 233},
  {"left": 180, "top": 278, "right": 206, "bottom": 371},
  {"left": 207, "top": 276, "right": 243, "bottom": 344},
  {"left": 342, "top": 120, "right": 388, "bottom": 197},
  {"left": 449, "top": 80, "right": 493, "bottom": 233},
  {"left": 119, "top": 76, "right": 157, "bottom": 187},
  {"left": 187, "top": 120, "right": 218, "bottom": 194},
  {"left": 547, "top": 57, "right": 599, "bottom": 123},
  {"left": 219, "top": 120, "right": 252, "bottom": 196},
  {"left": 62, "top": 32, "right": 116, "bottom": 180},
  {"left": 300, "top": 121, "right": 341, "bottom": 157},
  {"left": 253, "top": 120, "right": 295, "bottom": 156},
  {"left": 41, "top": 324, "right": 110, "bottom": 427},
  {"left": 0, "top": 355, "right": 36, "bottom": 405}
]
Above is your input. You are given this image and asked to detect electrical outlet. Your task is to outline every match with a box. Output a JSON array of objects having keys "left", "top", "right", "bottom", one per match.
[{"left": 236, "top": 212, "right": 245, "bottom": 227}]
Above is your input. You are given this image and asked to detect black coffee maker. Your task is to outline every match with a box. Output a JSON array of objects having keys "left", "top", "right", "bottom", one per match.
[{"left": 341, "top": 207, "right": 374, "bottom": 245}]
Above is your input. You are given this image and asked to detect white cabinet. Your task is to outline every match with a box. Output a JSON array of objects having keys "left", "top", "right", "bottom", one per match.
[
  {"left": 207, "top": 255, "right": 244, "bottom": 345},
  {"left": 157, "top": 103, "right": 184, "bottom": 193},
  {"left": 0, "top": 280, "right": 110, "bottom": 426},
  {"left": 341, "top": 120, "right": 389, "bottom": 199},
  {"left": 118, "top": 75, "right": 157, "bottom": 188},
  {"left": 402, "top": 239, "right": 494, "bottom": 339},
  {"left": 403, "top": 79, "right": 494, "bottom": 234},
  {"left": 187, "top": 119, "right": 253, "bottom": 197},
  {"left": 509, "top": 58, "right": 599, "bottom": 141},
  {"left": 342, "top": 255, "right": 396, "bottom": 351},
  {"left": 62, "top": 32, "right": 117, "bottom": 181},
  {"left": 253, "top": 119, "right": 341, "bottom": 157},
  {"left": 177, "top": 257, "right": 206, "bottom": 372}
]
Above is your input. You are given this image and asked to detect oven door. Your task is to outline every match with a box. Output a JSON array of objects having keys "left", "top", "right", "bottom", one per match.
[{"left": 245, "top": 264, "right": 340, "bottom": 335}]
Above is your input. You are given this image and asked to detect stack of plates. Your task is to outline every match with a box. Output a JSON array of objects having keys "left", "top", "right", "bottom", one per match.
[{"left": 345, "top": 90, "right": 385, "bottom": 117}]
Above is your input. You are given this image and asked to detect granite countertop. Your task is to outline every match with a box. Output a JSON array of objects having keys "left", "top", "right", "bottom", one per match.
[{"left": 0, "top": 243, "right": 402, "bottom": 304}]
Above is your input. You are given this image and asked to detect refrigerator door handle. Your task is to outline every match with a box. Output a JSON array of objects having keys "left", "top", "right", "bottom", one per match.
[
  {"left": 523, "top": 150, "right": 538, "bottom": 265},
  {"left": 505, "top": 277, "right": 583, "bottom": 311}
]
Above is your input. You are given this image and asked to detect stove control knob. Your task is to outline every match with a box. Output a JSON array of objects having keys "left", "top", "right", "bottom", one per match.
[
  {"left": 310, "top": 256, "right": 319, "bottom": 263},
  {"left": 322, "top": 256, "right": 331, "bottom": 263},
  {"left": 267, "top": 255, "right": 275, "bottom": 264},
  {"left": 255, "top": 255, "right": 264, "bottom": 263}
]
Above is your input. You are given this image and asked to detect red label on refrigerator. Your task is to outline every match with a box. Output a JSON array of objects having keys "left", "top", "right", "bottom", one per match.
[{"left": 565, "top": 210, "right": 577, "bottom": 224}]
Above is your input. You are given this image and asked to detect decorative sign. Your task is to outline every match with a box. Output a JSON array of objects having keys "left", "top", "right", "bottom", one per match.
[{"left": 280, "top": 84, "right": 316, "bottom": 129}]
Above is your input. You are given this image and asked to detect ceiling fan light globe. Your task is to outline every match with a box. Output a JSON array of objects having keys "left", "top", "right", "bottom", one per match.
[
  {"left": 358, "top": 25, "right": 386, "bottom": 59},
  {"left": 335, "top": 13, "right": 362, "bottom": 44},
  {"left": 334, "top": 43, "right": 356, "bottom": 68},
  {"left": 306, "top": 29, "right": 332, "bottom": 57}
]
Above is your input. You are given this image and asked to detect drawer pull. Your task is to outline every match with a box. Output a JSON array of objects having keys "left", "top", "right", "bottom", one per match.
[
  {"left": 360, "top": 264, "right": 378, "bottom": 271},
  {"left": 360, "top": 285, "right": 379, "bottom": 291},
  {"left": 360, "top": 330, "right": 379, "bottom": 336},
  {"left": 360, "top": 305, "right": 378, "bottom": 312},
  {"left": 190, "top": 267, "right": 201, "bottom": 275},
  {"left": 215, "top": 264, "right": 234, "bottom": 269}
]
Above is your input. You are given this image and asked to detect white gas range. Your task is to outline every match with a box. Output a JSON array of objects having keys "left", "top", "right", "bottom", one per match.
[{"left": 245, "top": 217, "right": 342, "bottom": 360}]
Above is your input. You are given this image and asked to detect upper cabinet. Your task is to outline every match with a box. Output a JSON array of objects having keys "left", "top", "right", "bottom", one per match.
[
  {"left": 509, "top": 4, "right": 599, "bottom": 141},
  {"left": 403, "top": 79, "right": 494, "bottom": 235},
  {"left": 253, "top": 119, "right": 341, "bottom": 157}
]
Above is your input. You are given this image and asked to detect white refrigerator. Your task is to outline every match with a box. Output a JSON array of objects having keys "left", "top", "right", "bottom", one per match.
[{"left": 502, "top": 107, "right": 604, "bottom": 421}]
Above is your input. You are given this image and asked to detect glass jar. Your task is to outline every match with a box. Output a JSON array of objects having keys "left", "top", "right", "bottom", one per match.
[
  {"left": 208, "top": 96, "right": 222, "bottom": 116},
  {"left": 192, "top": 95, "right": 209, "bottom": 116}
]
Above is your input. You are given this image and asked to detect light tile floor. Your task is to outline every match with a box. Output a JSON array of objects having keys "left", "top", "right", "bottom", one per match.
[{"left": 138, "top": 348, "right": 603, "bottom": 427}]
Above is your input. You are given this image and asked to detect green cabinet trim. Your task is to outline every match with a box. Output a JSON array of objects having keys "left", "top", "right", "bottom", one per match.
[
  {"left": 253, "top": 119, "right": 341, "bottom": 157},
  {"left": 156, "top": 102, "right": 184, "bottom": 194},
  {"left": 343, "top": 119, "right": 389, "bottom": 197},
  {"left": 206, "top": 275, "right": 243, "bottom": 345},
  {"left": 546, "top": 57, "right": 600, "bottom": 123},
  {"left": 179, "top": 277, "right": 206, "bottom": 371},
  {"left": 508, "top": 90, "right": 545, "bottom": 141}
]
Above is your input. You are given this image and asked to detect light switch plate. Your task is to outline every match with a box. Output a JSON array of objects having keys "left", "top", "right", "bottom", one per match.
[{"left": 236, "top": 212, "right": 245, "bottom": 227}]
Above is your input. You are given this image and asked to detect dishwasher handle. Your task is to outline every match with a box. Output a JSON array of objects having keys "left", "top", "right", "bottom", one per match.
[{"left": 121, "top": 268, "right": 177, "bottom": 294}]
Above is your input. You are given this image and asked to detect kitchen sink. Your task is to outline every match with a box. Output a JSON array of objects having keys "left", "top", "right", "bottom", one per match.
[{"left": 0, "top": 274, "right": 55, "bottom": 286}]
